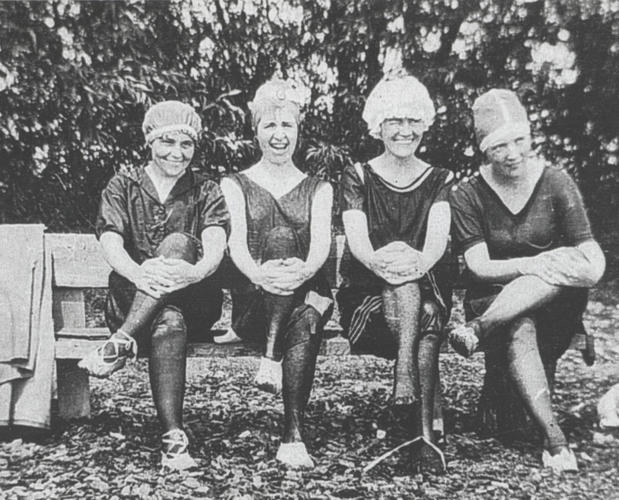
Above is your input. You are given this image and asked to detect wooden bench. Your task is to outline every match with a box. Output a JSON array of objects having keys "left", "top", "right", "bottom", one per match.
[
  {"left": 49, "top": 232, "right": 589, "bottom": 427},
  {"left": 51, "top": 232, "right": 351, "bottom": 420}
]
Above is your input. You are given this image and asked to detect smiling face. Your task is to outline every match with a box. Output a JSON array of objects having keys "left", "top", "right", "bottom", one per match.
[
  {"left": 255, "top": 107, "right": 299, "bottom": 166},
  {"left": 379, "top": 117, "right": 425, "bottom": 159},
  {"left": 486, "top": 132, "right": 533, "bottom": 180},
  {"left": 149, "top": 131, "right": 195, "bottom": 179}
]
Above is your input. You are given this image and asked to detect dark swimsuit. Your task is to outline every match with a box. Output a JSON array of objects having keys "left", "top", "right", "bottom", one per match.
[
  {"left": 450, "top": 165, "right": 593, "bottom": 359},
  {"left": 337, "top": 162, "right": 454, "bottom": 358},
  {"left": 225, "top": 172, "right": 333, "bottom": 342}
]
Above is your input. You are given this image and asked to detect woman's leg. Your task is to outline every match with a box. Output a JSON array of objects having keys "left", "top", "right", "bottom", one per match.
[
  {"left": 474, "top": 276, "right": 561, "bottom": 340},
  {"left": 261, "top": 226, "right": 301, "bottom": 361},
  {"left": 149, "top": 306, "right": 188, "bottom": 432},
  {"left": 505, "top": 316, "right": 568, "bottom": 452},
  {"left": 417, "top": 301, "right": 443, "bottom": 443},
  {"left": 278, "top": 305, "right": 322, "bottom": 468},
  {"left": 382, "top": 282, "right": 422, "bottom": 405},
  {"left": 112, "top": 233, "right": 198, "bottom": 343},
  {"left": 451, "top": 276, "right": 563, "bottom": 357}
]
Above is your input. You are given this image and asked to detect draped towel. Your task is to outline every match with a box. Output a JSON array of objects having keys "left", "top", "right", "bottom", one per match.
[{"left": 0, "top": 224, "right": 55, "bottom": 429}]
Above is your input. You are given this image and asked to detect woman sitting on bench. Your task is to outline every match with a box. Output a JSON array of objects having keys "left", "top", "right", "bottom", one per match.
[
  {"left": 220, "top": 79, "right": 333, "bottom": 469},
  {"left": 449, "top": 89, "right": 605, "bottom": 472},
  {"left": 79, "top": 101, "right": 229, "bottom": 470},
  {"left": 337, "top": 75, "right": 453, "bottom": 474}
]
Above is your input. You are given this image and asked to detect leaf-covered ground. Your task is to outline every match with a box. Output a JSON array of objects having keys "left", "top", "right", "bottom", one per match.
[{"left": 1, "top": 285, "right": 619, "bottom": 499}]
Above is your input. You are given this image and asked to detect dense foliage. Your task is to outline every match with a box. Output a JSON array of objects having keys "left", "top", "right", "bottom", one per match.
[{"left": 0, "top": 0, "right": 617, "bottom": 230}]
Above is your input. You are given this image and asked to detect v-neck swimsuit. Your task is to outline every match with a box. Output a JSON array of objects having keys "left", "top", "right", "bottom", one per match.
[
  {"left": 224, "top": 172, "right": 333, "bottom": 342},
  {"left": 450, "top": 165, "right": 594, "bottom": 358}
]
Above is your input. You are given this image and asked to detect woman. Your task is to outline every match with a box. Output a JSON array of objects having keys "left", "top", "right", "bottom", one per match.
[
  {"left": 449, "top": 89, "right": 605, "bottom": 472},
  {"left": 79, "top": 101, "right": 229, "bottom": 470},
  {"left": 220, "top": 79, "right": 333, "bottom": 469},
  {"left": 337, "top": 76, "right": 453, "bottom": 473}
]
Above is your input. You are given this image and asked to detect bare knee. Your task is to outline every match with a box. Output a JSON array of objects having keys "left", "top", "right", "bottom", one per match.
[
  {"left": 152, "top": 307, "right": 187, "bottom": 342},
  {"left": 156, "top": 232, "right": 198, "bottom": 263}
]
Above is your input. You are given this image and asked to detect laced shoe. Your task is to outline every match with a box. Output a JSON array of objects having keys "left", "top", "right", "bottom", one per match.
[
  {"left": 448, "top": 323, "right": 480, "bottom": 358},
  {"left": 161, "top": 429, "right": 197, "bottom": 471},
  {"left": 78, "top": 330, "right": 137, "bottom": 378}
]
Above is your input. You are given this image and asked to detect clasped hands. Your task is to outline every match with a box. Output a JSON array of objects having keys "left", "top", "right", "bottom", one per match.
[
  {"left": 519, "top": 246, "right": 595, "bottom": 287},
  {"left": 133, "top": 256, "right": 203, "bottom": 298},
  {"left": 255, "top": 257, "right": 311, "bottom": 295},
  {"left": 370, "top": 241, "right": 427, "bottom": 285}
]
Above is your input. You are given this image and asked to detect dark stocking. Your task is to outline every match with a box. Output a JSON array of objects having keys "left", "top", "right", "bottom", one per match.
[
  {"left": 104, "top": 233, "right": 198, "bottom": 358},
  {"left": 261, "top": 227, "right": 301, "bottom": 361},
  {"left": 382, "top": 282, "right": 422, "bottom": 405},
  {"left": 282, "top": 307, "right": 322, "bottom": 443},
  {"left": 149, "top": 307, "right": 187, "bottom": 433}
]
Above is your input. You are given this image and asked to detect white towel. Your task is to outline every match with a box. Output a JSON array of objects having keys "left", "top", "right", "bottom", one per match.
[{"left": 0, "top": 224, "right": 54, "bottom": 429}]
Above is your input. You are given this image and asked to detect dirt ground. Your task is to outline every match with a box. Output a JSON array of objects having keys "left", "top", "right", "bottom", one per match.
[{"left": 1, "top": 283, "right": 618, "bottom": 499}]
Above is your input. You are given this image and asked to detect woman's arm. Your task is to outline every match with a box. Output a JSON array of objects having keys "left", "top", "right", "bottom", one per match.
[
  {"left": 420, "top": 201, "right": 450, "bottom": 272},
  {"left": 220, "top": 177, "right": 262, "bottom": 285},
  {"left": 463, "top": 243, "right": 526, "bottom": 283},
  {"left": 577, "top": 240, "right": 606, "bottom": 285},
  {"left": 342, "top": 209, "right": 378, "bottom": 272},
  {"left": 99, "top": 231, "right": 169, "bottom": 297},
  {"left": 305, "top": 182, "right": 334, "bottom": 276}
]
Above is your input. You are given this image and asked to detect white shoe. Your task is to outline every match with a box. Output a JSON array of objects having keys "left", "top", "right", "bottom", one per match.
[
  {"left": 254, "top": 357, "right": 282, "bottom": 395},
  {"left": 161, "top": 429, "right": 197, "bottom": 471},
  {"left": 78, "top": 331, "right": 137, "bottom": 378},
  {"left": 448, "top": 324, "right": 479, "bottom": 358},
  {"left": 213, "top": 328, "right": 242, "bottom": 344},
  {"left": 276, "top": 442, "right": 315, "bottom": 469},
  {"left": 542, "top": 447, "right": 578, "bottom": 473}
]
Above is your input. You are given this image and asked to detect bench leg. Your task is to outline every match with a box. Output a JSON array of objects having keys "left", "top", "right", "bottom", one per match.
[{"left": 57, "top": 360, "right": 91, "bottom": 419}]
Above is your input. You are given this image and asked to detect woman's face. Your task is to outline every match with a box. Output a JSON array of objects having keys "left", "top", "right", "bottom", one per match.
[
  {"left": 380, "top": 117, "right": 425, "bottom": 159},
  {"left": 255, "top": 107, "right": 299, "bottom": 165},
  {"left": 150, "top": 131, "right": 195, "bottom": 179},
  {"left": 486, "top": 133, "right": 533, "bottom": 179}
]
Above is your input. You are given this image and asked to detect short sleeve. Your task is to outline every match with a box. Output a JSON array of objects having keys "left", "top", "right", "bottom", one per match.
[
  {"left": 341, "top": 163, "right": 365, "bottom": 212},
  {"left": 199, "top": 181, "right": 230, "bottom": 237},
  {"left": 449, "top": 181, "right": 485, "bottom": 253},
  {"left": 552, "top": 169, "right": 593, "bottom": 245},
  {"left": 96, "top": 175, "right": 129, "bottom": 240}
]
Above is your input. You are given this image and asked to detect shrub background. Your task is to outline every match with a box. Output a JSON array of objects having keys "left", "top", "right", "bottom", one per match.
[{"left": 0, "top": 0, "right": 617, "bottom": 235}]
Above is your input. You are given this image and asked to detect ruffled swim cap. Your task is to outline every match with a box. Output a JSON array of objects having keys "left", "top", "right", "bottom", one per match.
[
  {"left": 362, "top": 76, "right": 435, "bottom": 139},
  {"left": 142, "top": 100, "right": 202, "bottom": 144}
]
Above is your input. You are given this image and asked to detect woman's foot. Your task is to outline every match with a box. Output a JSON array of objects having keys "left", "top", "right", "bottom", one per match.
[
  {"left": 448, "top": 322, "right": 481, "bottom": 358},
  {"left": 542, "top": 446, "right": 578, "bottom": 473},
  {"left": 255, "top": 357, "right": 283, "bottom": 394},
  {"left": 213, "top": 328, "right": 242, "bottom": 344},
  {"left": 276, "top": 442, "right": 315, "bottom": 469},
  {"left": 161, "top": 429, "right": 197, "bottom": 471},
  {"left": 78, "top": 330, "right": 137, "bottom": 378}
]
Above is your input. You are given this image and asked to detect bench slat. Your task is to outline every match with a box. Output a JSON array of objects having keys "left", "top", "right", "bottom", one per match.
[{"left": 55, "top": 334, "right": 351, "bottom": 359}]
